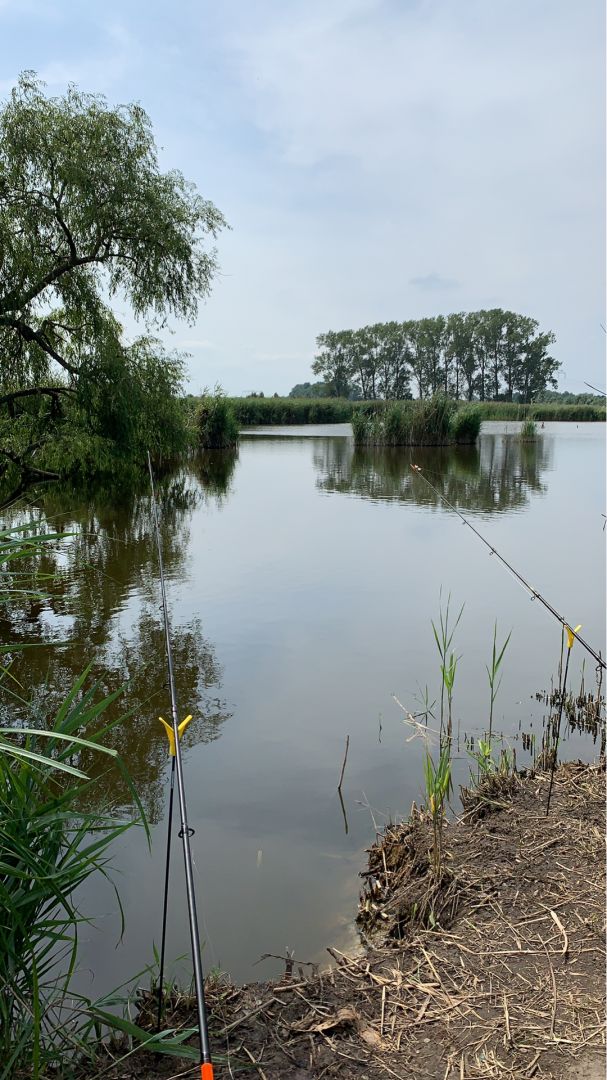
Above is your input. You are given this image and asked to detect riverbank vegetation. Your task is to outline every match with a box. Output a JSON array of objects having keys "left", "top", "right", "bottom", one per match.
[
  {"left": 475, "top": 400, "right": 605, "bottom": 421},
  {"left": 228, "top": 395, "right": 356, "bottom": 425},
  {"left": 217, "top": 397, "right": 605, "bottom": 428},
  {"left": 196, "top": 389, "right": 240, "bottom": 448}
]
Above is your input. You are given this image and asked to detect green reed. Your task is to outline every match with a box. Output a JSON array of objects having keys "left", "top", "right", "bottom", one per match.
[
  {"left": 474, "top": 401, "right": 605, "bottom": 422},
  {"left": 486, "top": 622, "right": 512, "bottom": 742},
  {"left": 228, "top": 396, "right": 357, "bottom": 425},
  {"left": 431, "top": 593, "right": 464, "bottom": 739},
  {"left": 519, "top": 418, "right": 538, "bottom": 441},
  {"left": 197, "top": 388, "right": 240, "bottom": 448},
  {"left": 353, "top": 396, "right": 482, "bottom": 447},
  {"left": 422, "top": 744, "right": 453, "bottom": 879},
  {"left": 0, "top": 668, "right": 149, "bottom": 1079}
]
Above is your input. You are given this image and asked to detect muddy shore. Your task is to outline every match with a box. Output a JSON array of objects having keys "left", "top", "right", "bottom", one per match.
[{"left": 91, "top": 761, "right": 605, "bottom": 1080}]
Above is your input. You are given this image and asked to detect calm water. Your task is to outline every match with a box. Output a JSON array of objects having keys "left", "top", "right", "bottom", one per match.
[{"left": 3, "top": 421, "right": 605, "bottom": 994}]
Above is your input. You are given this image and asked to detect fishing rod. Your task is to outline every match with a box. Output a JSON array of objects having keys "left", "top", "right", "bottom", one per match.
[
  {"left": 583, "top": 381, "right": 606, "bottom": 397},
  {"left": 147, "top": 452, "right": 214, "bottom": 1080},
  {"left": 410, "top": 463, "right": 606, "bottom": 671}
]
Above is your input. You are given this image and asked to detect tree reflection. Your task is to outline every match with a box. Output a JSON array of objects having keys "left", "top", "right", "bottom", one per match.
[
  {"left": 191, "top": 448, "right": 239, "bottom": 501},
  {"left": 314, "top": 432, "right": 553, "bottom": 514},
  {"left": 1, "top": 466, "right": 234, "bottom": 822}
]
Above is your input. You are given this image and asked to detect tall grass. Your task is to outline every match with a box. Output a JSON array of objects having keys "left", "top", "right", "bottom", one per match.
[
  {"left": 197, "top": 390, "right": 239, "bottom": 449},
  {"left": 431, "top": 594, "right": 464, "bottom": 738},
  {"left": 422, "top": 745, "right": 452, "bottom": 880},
  {"left": 486, "top": 623, "right": 512, "bottom": 741},
  {"left": 0, "top": 668, "right": 147, "bottom": 1079},
  {"left": 475, "top": 401, "right": 605, "bottom": 422},
  {"left": 519, "top": 418, "right": 538, "bottom": 441},
  {"left": 353, "top": 397, "right": 481, "bottom": 446},
  {"left": 228, "top": 396, "right": 357, "bottom": 425},
  {"left": 208, "top": 397, "right": 605, "bottom": 429}
]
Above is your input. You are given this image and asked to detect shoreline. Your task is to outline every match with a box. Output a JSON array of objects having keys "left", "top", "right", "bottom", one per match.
[{"left": 90, "top": 760, "right": 605, "bottom": 1080}]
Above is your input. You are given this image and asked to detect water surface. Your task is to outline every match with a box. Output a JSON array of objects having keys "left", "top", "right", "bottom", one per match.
[{"left": 3, "top": 421, "right": 605, "bottom": 993}]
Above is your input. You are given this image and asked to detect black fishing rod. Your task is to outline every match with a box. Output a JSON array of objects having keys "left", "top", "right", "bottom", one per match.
[
  {"left": 148, "top": 452, "right": 214, "bottom": 1080},
  {"left": 410, "top": 463, "right": 605, "bottom": 671}
]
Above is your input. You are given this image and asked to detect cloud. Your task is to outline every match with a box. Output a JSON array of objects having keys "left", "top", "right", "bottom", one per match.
[
  {"left": 0, "top": 0, "right": 603, "bottom": 393},
  {"left": 36, "top": 20, "right": 138, "bottom": 91},
  {"left": 409, "top": 272, "right": 460, "bottom": 292}
]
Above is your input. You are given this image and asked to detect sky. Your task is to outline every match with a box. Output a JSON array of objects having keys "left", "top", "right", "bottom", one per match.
[{"left": 0, "top": 0, "right": 605, "bottom": 395}]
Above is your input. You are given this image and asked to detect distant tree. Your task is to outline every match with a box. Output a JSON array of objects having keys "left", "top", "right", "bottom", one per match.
[
  {"left": 405, "top": 320, "right": 427, "bottom": 399},
  {"left": 312, "top": 331, "right": 353, "bottom": 397},
  {"left": 288, "top": 381, "right": 330, "bottom": 398},
  {"left": 418, "top": 315, "right": 448, "bottom": 396},
  {"left": 446, "top": 312, "right": 478, "bottom": 400},
  {"left": 534, "top": 390, "right": 603, "bottom": 404},
  {"left": 311, "top": 311, "right": 559, "bottom": 403},
  {"left": 514, "top": 331, "right": 558, "bottom": 402},
  {"left": 0, "top": 73, "right": 226, "bottom": 488}
]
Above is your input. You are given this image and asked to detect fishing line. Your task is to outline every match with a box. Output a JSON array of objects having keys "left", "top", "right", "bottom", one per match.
[
  {"left": 148, "top": 452, "right": 214, "bottom": 1079},
  {"left": 409, "top": 463, "right": 605, "bottom": 671}
]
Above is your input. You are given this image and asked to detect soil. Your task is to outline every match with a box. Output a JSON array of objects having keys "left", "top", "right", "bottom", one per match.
[{"left": 88, "top": 761, "right": 605, "bottom": 1080}]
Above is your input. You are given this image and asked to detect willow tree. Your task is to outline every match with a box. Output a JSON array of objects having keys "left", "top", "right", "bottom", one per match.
[{"left": 0, "top": 73, "right": 226, "bottom": 492}]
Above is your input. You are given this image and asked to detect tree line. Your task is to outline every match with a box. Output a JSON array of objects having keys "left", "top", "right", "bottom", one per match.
[{"left": 311, "top": 311, "right": 559, "bottom": 402}]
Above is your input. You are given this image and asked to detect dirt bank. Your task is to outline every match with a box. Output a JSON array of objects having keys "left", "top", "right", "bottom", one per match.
[{"left": 93, "top": 761, "right": 605, "bottom": 1080}]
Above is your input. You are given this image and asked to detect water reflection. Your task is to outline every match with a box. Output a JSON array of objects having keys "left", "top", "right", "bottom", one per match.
[
  {"left": 314, "top": 432, "right": 553, "bottom": 514},
  {"left": 192, "top": 448, "right": 239, "bottom": 501},
  {"left": 1, "top": 465, "right": 234, "bottom": 822}
]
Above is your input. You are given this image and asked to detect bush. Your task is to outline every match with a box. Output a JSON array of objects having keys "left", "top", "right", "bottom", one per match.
[{"left": 197, "top": 391, "right": 240, "bottom": 448}]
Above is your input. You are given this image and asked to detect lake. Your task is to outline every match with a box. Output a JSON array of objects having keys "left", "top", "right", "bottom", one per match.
[{"left": 3, "top": 421, "right": 605, "bottom": 995}]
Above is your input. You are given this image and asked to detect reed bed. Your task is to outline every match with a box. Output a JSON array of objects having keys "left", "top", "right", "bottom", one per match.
[
  {"left": 476, "top": 401, "right": 605, "bottom": 422},
  {"left": 229, "top": 397, "right": 357, "bottom": 425},
  {"left": 222, "top": 398, "right": 605, "bottom": 427},
  {"left": 352, "top": 397, "right": 482, "bottom": 447}
]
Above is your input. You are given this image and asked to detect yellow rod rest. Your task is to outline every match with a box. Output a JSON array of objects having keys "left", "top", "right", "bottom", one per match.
[{"left": 158, "top": 714, "right": 193, "bottom": 756}]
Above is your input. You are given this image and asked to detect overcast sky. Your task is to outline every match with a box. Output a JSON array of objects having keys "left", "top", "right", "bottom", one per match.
[{"left": 1, "top": 0, "right": 605, "bottom": 394}]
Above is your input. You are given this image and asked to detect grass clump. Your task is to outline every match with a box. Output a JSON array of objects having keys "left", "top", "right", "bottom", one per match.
[
  {"left": 353, "top": 396, "right": 480, "bottom": 447},
  {"left": 451, "top": 406, "right": 482, "bottom": 443},
  {"left": 197, "top": 389, "right": 239, "bottom": 449},
  {"left": 519, "top": 418, "right": 538, "bottom": 441}
]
